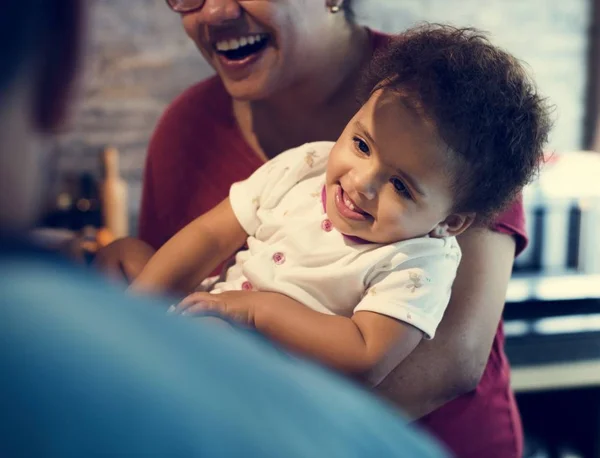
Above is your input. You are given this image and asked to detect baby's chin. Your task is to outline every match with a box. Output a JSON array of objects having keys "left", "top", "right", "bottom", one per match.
[{"left": 327, "top": 216, "right": 375, "bottom": 244}]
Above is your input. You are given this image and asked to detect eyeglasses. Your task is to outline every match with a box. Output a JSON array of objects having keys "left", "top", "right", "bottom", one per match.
[{"left": 166, "top": 0, "right": 205, "bottom": 13}]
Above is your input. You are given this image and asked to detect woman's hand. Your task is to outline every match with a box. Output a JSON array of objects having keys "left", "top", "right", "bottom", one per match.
[
  {"left": 93, "top": 237, "right": 156, "bottom": 283},
  {"left": 175, "top": 291, "right": 258, "bottom": 327}
]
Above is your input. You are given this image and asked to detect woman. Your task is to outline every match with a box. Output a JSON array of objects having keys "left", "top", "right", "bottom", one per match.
[{"left": 96, "top": 1, "right": 527, "bottom": 456}]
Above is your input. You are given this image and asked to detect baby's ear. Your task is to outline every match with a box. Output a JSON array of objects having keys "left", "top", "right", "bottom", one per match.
[{"left": 429, "top": 212, "right": 475, "bottom": 238}]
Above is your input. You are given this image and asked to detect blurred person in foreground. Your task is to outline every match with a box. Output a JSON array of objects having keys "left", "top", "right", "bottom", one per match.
[{"left": 0, "top": 1, "right": 446, "bottom": 456}]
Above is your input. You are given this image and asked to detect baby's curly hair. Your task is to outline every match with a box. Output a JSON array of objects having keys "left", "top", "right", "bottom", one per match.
[{"left": 361, "top": 24, "right": 553, "bottom": 222}]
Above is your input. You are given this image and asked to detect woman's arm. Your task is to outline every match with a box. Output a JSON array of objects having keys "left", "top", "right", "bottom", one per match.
[
  {"left": 374, "top": 227, "right": 516, "bottom": 419},
  {"left": 132, "top": 198, "right": 247, "bottom": 295}
]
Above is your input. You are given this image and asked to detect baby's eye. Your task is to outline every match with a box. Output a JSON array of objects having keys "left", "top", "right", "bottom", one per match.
[
  {"left": 353, "top": 137, "right": 370, "bottom": 155},
  {"left": 391, "top": 177, "right": 412, "bottom": 199}
]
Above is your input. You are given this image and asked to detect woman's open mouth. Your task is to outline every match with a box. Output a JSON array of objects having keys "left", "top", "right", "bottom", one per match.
[{"left": 214, "top": 34, "right": 271, "bottom": 61}]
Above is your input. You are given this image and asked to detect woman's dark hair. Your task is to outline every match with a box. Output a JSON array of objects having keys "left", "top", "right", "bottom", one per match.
[{"left": 361, "top": 24, "right": 553, "bottom": 222}]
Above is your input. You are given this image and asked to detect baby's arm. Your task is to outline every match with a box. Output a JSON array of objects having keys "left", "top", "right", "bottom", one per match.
[
  {"left": 132, "top": 198, "right": 247, "bottom": 296},
  {"left": 179, "top": 247, "right": 457, "bottom": 383},
  {"left": 253, "top": 294, "right": 423, "bottom": 381}
]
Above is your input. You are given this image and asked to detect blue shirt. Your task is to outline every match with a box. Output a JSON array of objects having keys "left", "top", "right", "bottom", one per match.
[{"left": 0, "top": 236, "right": 447, "bottom": 457}]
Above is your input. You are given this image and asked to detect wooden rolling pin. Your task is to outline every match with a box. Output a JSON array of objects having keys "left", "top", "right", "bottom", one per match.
[{"left": 100, "top": 146, "right": 129, "bottom": 238}]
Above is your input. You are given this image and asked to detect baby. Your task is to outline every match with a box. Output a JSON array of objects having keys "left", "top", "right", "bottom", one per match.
[{"left": 133, "top": 25, "right": 551, "bottom": 383}]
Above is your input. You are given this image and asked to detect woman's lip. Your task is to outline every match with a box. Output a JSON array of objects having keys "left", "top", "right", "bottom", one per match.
[
  {"left": 215, "top": 46, "right": 268, "bottom": 73},
  {"left": 334, "top": 185, "right": 369, "bottom": 221},
  {"left": 215, "top": 45, "right": 269, "bottom": 80}
]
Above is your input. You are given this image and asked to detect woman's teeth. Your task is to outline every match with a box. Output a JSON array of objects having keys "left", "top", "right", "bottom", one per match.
[{"left": 215, "top": 34, "right": 267, "bottom": 52}]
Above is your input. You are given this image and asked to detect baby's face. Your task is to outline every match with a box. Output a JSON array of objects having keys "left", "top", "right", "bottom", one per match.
[{"left": 325, "top": 89, "right": 461, "bottom": 244}]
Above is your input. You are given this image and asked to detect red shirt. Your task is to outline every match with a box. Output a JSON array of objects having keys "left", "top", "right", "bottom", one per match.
[{"left": 139, "top": 32, "right": 526, "bottom": 458}]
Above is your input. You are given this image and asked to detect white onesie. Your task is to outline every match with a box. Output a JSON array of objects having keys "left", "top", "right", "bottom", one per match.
[{"left": 212, "top": 141, "right": 461, "bottom": 339}]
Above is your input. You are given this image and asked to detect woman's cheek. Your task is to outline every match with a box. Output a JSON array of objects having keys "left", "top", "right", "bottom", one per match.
[{"left": 182, "top": 16, "right": 206, "bottom": 52}]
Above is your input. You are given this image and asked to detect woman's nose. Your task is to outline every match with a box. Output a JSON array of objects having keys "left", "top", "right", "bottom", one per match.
[{"left": 192, "top": 0, "right": 242, "bottom": 26}]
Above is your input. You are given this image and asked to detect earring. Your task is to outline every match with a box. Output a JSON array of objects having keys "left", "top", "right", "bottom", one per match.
[{"left": 326, "top": 0, "right": 343, "bottom": 13}]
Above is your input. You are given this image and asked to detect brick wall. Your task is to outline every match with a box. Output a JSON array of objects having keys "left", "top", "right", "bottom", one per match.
[{"left": 55, "top": 0, "right": 590, "bottom": 231}]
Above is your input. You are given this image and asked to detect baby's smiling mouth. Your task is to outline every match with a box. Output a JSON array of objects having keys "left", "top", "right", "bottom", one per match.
[
  {"left": 339, "top": 185, "right": 372, "bottom": 219},
  {"left": 343, "top": 190, "right": 367, "bottom": 214},
  {"left": 213, "top": 33, "right": 271, "bottom": 60}
]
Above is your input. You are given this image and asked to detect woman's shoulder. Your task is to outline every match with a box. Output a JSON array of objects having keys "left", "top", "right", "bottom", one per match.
[
  {"left": 490, "top": 195, "right": 528, "bottom": 256},
  {"left": 147, "top": 75, "right": 239, "bottom": 164},
  {"left": 368, "top": 28, "right": 394, "bottom": 52}
]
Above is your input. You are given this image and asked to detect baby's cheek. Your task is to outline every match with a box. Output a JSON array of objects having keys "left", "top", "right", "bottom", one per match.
[{"left": 384, "top": 212, "right": 418, "bottom": 240}]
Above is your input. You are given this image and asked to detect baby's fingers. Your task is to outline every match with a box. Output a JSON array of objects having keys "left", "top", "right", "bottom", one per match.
[
  {"left": 176, "top": 292, "right": 216, "bottom": 313},
  {"left": 179, "top": 302, "right": 221, "bottom": 317}
]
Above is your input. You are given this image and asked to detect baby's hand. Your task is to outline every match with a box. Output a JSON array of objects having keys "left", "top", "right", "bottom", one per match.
[{"left": 173, "top": 291, "right": 258, "bottom": 327}]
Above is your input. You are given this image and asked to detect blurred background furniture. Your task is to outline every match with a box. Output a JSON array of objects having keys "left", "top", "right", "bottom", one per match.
[
  {"left": 32, "top": 146, "right": 128, "bottom": 262},
  {"left": 505, "top": 152, "right": 600, "bottom": 458}
]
